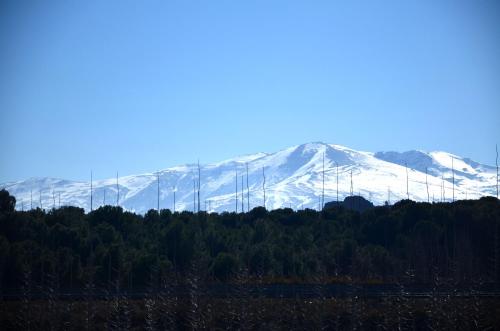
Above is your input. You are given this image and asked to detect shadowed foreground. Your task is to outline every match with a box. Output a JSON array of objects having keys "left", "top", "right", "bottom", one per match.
[{"left": 1, "top": 190, "right": 499, "bottom": 329}]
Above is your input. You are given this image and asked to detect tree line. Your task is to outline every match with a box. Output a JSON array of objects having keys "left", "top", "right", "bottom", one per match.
[{"left": 0, "top": 189, "right": 499, "bottom": 293}]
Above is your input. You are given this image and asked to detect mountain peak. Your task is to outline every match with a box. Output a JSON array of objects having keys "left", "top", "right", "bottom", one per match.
[{"left": 3, "top": 143, "right": 496, "bottom": 213}]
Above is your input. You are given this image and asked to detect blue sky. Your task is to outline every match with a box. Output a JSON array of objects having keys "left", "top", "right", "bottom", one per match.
[{"left": 1, "top": 0, "right": 499, "bottom": 182}]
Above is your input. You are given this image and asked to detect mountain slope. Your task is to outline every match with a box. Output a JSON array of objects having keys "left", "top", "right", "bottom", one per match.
[{"left": 2, "top": 142, "right": 497, "bottom": 213}]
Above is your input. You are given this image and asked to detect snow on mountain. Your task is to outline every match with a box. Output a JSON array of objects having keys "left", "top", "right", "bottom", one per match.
[{"left": 2, "top": 143, "right": 497, "bottom": 213}]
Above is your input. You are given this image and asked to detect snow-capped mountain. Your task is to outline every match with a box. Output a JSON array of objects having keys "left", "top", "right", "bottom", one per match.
[{"left": 2, "top": 142, "right": 498, "bottom": 213}]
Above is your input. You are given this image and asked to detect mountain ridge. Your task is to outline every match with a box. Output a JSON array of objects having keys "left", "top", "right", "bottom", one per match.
[{"left": 2, "top": 142, "right": 497, "bottom": 213}]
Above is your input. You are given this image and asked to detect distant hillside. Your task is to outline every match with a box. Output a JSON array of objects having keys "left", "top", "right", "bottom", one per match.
[{"left": 2, "top": 142, "right": 497, "bottom": 213}]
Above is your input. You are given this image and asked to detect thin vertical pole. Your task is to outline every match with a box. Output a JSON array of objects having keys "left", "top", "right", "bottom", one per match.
[
  {"left": 425, "top": 167, "right": 430, "bottom": 203},
  {"left": 235, "top": 169, "right": 238, "bottom": 213},
  {"left": 405, "top": 162, "right": 409, "bottom": 200},
  {"left": 193, "top": 179, "right": 196, "bottom": 213},
  {"left": 441, "top": 174, "right": 445, "bottom": 202},
  {"left": 496, "top": 144, "right": 498, "bottom": 199},
  {"left": 452, "top": 156, "right": 455, "bottom": 202},
  {"left": 173, "top": 187, "right": 176, "bottom": 213},
  {"left": 30, "top": 189, "right": 33, "bottom": 210},
  {"left": 90, "top": 171, "right": 93, "bottom": 211},
  {"left": 116, "top": 172, "right": 119, "bottom": 206},
  {"left": 322, "top": 152, "right": 325, "bottom": 209},
  {"left": 246, "top": 163, "right": 250, "bottom": 212},
  {"left": 241, "top": 175, "right": 244, "bottom": 213},
  {"left": 157, "top": 172, "right": 160, "bottom": 212},
  {"left": 197, "top": 160, "right": 201, "bottom": 212},
  {"left": 52, "top": 190, "right": 55, "bottom": 209},
  {"left": 262, "top": 167, "right": 266, "bottom": 209},
  {"left": 336, "top": 162, "right": 339, "bottom": 203},
  {"left": 58, "top": 192, "right": 61, "bottom": 208},
  {"left": 350, "top": 169, "right": 353, "bottom": 196}
]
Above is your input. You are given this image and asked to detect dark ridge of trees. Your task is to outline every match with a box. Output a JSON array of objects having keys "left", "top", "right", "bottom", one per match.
[
  {"left": 0, "top": 189, "right": 499, "bottom": 292},
  {"left": 324, "top": 195, "right": 374, "bottom": 212}
]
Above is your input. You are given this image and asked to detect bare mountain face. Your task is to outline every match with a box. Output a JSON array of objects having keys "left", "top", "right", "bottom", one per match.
[{"left": 3, "top": 142, "right": 497, "bottom": 213}]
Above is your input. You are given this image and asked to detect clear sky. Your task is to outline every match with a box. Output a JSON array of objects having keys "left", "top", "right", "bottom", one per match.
[{"left": 1, "top": 0, "right": 499, "bottom": 182}]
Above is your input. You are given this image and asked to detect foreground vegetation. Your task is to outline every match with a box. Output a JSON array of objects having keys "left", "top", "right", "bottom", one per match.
[
  {"left": 0, "top": 189, "right": 499, "bottom": 329},
  {"left": 2, "top": 296, "right": 500, "bottom": 330}
]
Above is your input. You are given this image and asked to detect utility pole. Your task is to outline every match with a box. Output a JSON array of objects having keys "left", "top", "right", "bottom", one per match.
[
  {"left": 52, "top": 190, "right": 55, "bottom": 209},
  {"left": 405, "top": 162, "right": 409, "bottom": 200},
  {"left": 262, "top": 167, "right": 266, "bottom": 209},
  {"left": 58, "top": 192, "right": 61, "bottom": 208},
  {"left": 425, "top": 167, "right": 430, "bottom": 203},
  {"left": 246, "top": 162, "right": 250, "bottom": 212},
  {"left": 30, "top": 189, "right": 33, "bottom": 210}
]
